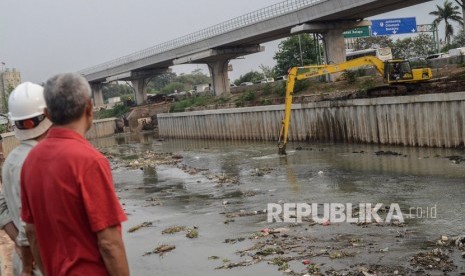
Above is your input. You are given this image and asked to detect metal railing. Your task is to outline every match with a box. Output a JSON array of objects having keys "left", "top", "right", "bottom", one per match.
[{"left": 80, "top": 0, "right": 324, "bottom": 76}]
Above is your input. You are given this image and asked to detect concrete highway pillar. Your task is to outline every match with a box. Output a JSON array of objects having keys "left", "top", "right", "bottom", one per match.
[
  {"left": 323, "top": 29, "right": 346, "bottom": 81},
  {"left": 90, "top": 83, "right": 104, "bottom": 107},
  {"left": 131, "top": 78, "right": 147, "bottom": 105},
  {"left": 207, "top": 59, "right": 230, "bottom": 96}
]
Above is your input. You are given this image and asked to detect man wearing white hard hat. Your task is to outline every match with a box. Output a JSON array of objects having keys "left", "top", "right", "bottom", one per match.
[{"left": 0, "top": 82, "right": 52, "bottom": 275}]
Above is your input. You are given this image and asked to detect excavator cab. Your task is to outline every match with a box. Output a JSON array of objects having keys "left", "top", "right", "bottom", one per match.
[{"left": 384, "top": 60, "right": 413, "bottom": 83}]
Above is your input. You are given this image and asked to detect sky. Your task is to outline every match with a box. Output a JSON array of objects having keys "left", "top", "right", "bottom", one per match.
[{"left": 0, "top": 0, "right": 457, "bottom": 84}]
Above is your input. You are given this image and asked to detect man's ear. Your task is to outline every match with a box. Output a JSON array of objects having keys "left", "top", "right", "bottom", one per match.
[
  {"left": 86, "top": 99, "right": 93, "bottom": 116},
  {"left": 44, "top": 108, "right": 52, "bottom": 120}
]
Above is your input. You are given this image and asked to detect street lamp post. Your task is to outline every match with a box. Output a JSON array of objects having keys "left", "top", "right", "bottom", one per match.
[{"left": 298, "top": 34, "right": 304, "bottom": 66}]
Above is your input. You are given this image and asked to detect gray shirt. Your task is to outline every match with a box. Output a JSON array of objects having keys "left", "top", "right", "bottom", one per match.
[{"left": 0, "top": 139, "right": 37, "bottom": 246}]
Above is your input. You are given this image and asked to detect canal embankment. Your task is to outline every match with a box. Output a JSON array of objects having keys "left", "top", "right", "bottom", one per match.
[
  {"left": 158, "top": 92, "right": 465, "bottom": 148},
  {"left": 1, "top": 117, "right": 119, "bottom": 159}
]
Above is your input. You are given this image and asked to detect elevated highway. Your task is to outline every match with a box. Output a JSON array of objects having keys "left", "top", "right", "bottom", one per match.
[{"left": 81, "top": 0, "right": 431, "bottom": 105}]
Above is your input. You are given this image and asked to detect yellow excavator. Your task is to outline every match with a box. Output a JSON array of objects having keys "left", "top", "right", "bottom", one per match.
[{"left": 277, "top": 55, "right": 433, "bottom": 154}]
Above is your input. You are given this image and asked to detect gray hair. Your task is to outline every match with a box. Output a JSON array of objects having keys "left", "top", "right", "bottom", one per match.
[{"left": 43, "top": 73, "right": 92, "bottom": 125}]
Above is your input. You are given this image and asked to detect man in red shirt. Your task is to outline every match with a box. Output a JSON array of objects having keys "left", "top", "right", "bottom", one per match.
[{"left": 21, "top": 73, "right": 129, "bottom": 275}]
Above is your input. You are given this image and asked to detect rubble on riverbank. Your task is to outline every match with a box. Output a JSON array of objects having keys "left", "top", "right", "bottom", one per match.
[
  {"left": 100, "top": 150, "right": 184, "bottom": 169},
  {"left": 216, "top": 221, "right": 465, "bottom": 275},
  {"left": 143, "top": 244, "right": 176, "bottom": 256},
  {"left": 128, "top": 221, "right": 153, "bottom": 233}
]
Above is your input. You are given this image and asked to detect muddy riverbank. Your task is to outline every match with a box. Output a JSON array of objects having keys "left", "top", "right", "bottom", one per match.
[{"left": 94, "top": 132, "right": 465, "bottom": 275}]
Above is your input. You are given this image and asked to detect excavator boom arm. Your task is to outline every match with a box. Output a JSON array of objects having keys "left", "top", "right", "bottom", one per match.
[
  {"left": 296, "top": 56, "right": 385, "bottom": 80},
  {"left": 278, "top": 56, "right": 386, "bottom": 154},
  {"left": 278, "top": 67, "right": 298, "bottom": 154}
]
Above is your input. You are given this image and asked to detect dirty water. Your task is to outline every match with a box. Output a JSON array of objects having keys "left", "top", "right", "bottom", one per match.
[{"left": 91, "top": 132, "right": 465, "bottom": 275}]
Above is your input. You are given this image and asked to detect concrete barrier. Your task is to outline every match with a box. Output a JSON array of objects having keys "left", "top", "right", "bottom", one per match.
[
  {"left": 1, "top": 118, "right": 117, "bottom": 158},
  {"left": 158, "top": 92, "right": 465, "bottom": 148},
  {"left": 86, "top": 118, "right": 117, "bottom": 140},
  {"left": 427, "top": 55, "right": 465, "bottom": 68}
]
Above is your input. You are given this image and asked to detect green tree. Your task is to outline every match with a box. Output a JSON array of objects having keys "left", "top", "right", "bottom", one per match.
[
  {"left": 353, "top": 36, "right": 393, "bottom": 50},
  {"left": 259, "top": 64, "right": 276, "bottom": 78},
  {"left": 410, "top": 33, "right": 437, "bottom": 57},
  {"left": 430, "top": 0, "right": 463, "bottom": 45},
  {"left": 175, "top": 69, "right": 210, "bottom": 88},
  {"left": 390, "top": 34, "right": 436, "bottom": 58},
  {"left": 451, "top": 27, "right": 465, "bottom": 47},
  {"left": 273, "top": 34, "right": 320, "bottom": 76},
  {"left": 102, "top": 83, "right": 133, "bottom": 101},
  {"left": 392, "top": 37, "right": 414, "bottom": 58},
  {"left": 1, "top": 84, "right": 15, "bottom": 113},
  {"left": 454, "top": 0, "right": 465, "bottom": 28},
  {"left": 161, "top": 82, "right": 186, "bottom": 94},
  {"left": 147, "top": 72, "right": 177, "bottom": 93},
  {"left": 146, "top": 69, "right": 211, "bottom": 94},
  {"left": 234, "top": 71, "right": 264, "bottom": 85}
]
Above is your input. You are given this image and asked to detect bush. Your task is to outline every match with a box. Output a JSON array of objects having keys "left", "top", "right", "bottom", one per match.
[
  {"left": 357, "top": 68, "right": 366, "bottom": 77},
  {"left": 359, "top": 78, "right": 376, "bottom": 91},
  {"left": 243, "top": 91, "right": 256, "bottom": 101},
  {"left": 170, "top": 100, "right": 192, "bottom": 113},
  {"left": 294, "top": 80, "right": 310, "bottom": 93},
  {"left": 235, "top": 98, "right": 245, "bottom": 107},
  {"left": 456, "top": 71, "right": 465, "bottom": 80},
  {"left": 262, "top": 84, "right": 272, "bottom": 95},
  {"left": 261, "top": 99, "right": 272, "bottom": 105},
  {"left": 274, "top": 82, "right": 286, "bottom": 97},
  {"left": 215, "top": 97, "right": 229, "bottom": 104},
  {"left": 322, "top": 84, "right": 335, "bottom": 93},
  {"left": 95, "top": 104, "right": 130, "bottom": 119},
  {"left": 161, "top": 82, "right": 186, "bottom": 94},
  {"left": 169, "top": 95, "right": 214, "bottom": 112},
  {"left": 0, "top": 124, "right": 7, "bottom": 134},
  {"left": 342, "top": 70, "right": 357, "bottom": 84}
]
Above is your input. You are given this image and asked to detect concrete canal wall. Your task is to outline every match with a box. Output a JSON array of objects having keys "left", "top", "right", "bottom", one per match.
[
  {"left": 86, "top": 118, "right": 118, "bottom": 140},
  {"left": 1, "top": 118, "right": 117, "bottom": 158},
  {"left": 158, "top": 92, "right": 465, "bottom": 148}
]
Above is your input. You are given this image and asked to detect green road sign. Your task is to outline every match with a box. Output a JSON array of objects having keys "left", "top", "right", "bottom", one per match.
[{"left": 343, "top": 26, "right": 370, "bottom": 38}]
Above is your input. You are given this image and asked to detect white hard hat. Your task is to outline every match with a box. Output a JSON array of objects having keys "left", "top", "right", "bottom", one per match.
[
  {"left": 8, "top": 82, "right": 52, "bottom": 141},
  {"left": 8, "top": 82, "right": 47, "bottom": 121}
]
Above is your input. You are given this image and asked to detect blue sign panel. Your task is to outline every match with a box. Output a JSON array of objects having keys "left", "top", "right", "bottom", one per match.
[{"left": 371, "top": 17, "right": 417, "bottom": 36}]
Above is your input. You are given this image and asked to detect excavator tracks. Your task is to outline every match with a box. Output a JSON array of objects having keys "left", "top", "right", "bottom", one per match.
[{"left": 366, "top": 85, "right": 406, "bottom": 97}]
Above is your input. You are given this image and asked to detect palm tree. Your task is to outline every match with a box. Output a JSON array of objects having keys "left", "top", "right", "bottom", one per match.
[
  {"left": 453, "top": 0, "right": 465, "bottom": 28},
  {"left": 430, "top": 0, "right": 463, "bottom": 45}
]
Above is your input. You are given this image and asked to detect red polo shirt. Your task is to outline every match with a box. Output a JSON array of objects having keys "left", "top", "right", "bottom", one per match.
[{"left": 21, "top": 127, "right": 127, "bottom": 275}]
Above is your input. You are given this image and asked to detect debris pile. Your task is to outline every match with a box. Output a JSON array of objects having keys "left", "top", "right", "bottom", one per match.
[
  {"left": 143, "top": 244, "right": 176, "bottom": 256},
  {"left": 128, "top": 151, "right": 183, "bottom": 168},
  {"left": 162, "top": 225, "right": 186, "bottom": 234},
  {"left": 177, "top": 163, "right": 240, "bottom": 186},
  {"left": 100, "top": 150, "right": 184, "bottom": 169},
  {"left": 162, "top": 225, "right": 199, "bottom": 238},
  {"left": 446, "top": 155, "right": 465, "bottom": 164},
  {"left": 128, "top": 221, "right": 153, "bottom": 233},
  {"left": 410, "top": 247, "right": 457, "bottom": 272},
  {"left": 251, "top": 167, "right": 274, "bottom": 177},
  {"left": 375, "top": 150, "right": 405, "bottom": 157}
]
